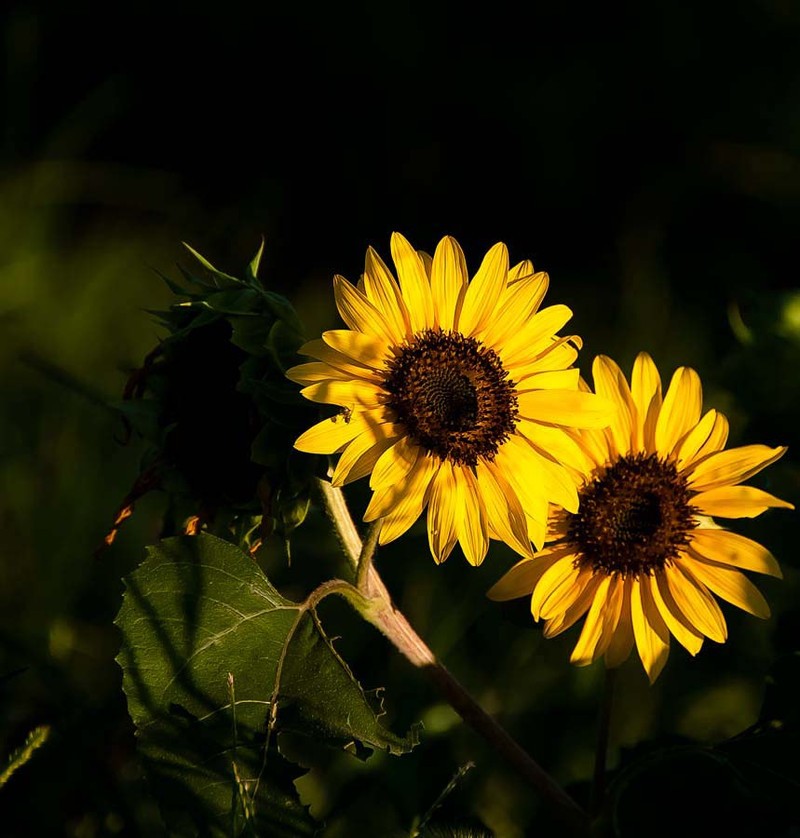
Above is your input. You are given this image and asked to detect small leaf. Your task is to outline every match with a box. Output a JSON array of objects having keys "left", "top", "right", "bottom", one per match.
[
  {"left": 182, "top": 242, "right": 241, "bottom": 285},
  {"left": 246, "top": 238, "right": 265, "bottom": 283},
  {"left": 154, "top": 268, "right": 192, "bottom": 298}
]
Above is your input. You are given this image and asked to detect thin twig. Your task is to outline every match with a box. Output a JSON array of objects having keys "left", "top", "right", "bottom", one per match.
[{"left": 315, "top": 478, "right": 590, "bottom": 836}]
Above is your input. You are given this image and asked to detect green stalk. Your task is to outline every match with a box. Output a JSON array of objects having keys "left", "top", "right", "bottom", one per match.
[{"left": 316, "top": 479, "right": 590, "bottom": 836}]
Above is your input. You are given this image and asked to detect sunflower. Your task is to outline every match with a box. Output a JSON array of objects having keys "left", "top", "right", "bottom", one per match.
[
  {"left": 288, "top": 233, "right": 613, "bottom": 565},
  {"left": 488, "top": 352, "right": 793, "bottom": 682}
]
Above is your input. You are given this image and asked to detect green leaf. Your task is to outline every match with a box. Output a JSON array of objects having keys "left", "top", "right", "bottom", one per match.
[
  {"left": 246, "top": 238, "right": 265, "bottom": 283},
  {"left": 116, "top": 533, "right": 417, "bottom": 836},
  {"left": 182, "top": 242, "right": 242, "bottom": 286},
  {"left": 202, "top": 288, "right": 262, "bottom": 315},
  {"left": 229, "top": 315, "right": 273, "bottom": 357},
  {"left": 263, "top": 291, "right": 304, "bottom": 335},
  {"left": 266, "top": 319, "right": 305, "bottom": 373},
  {"left": 154, "top": 268, "right": 192, "bottom": 299}
]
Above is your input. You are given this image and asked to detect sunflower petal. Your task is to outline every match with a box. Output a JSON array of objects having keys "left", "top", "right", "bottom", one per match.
[
  {"left": 595, "top": 576, "right": 626, "bottom": 657},
  {"left": 431, "top": 235, "right": 468, "bottom": 330},
  {"left": 455, "top": 467, "right": 489, "bottom": 566},
  {"left": 417, "top": 250, "right": 433, "bottom": 278},
  {"left": 369, "top": 436, "right": 419, "bottom": 491},
  {"left": 516, "top": 369, "right": 581, "bottom": 391},
  {"left": 689, "top": 529, "right": 782, "bottom": 577},
  {"left": 524, "top": 334, "right": 579, "bottom": 372},
  {"left": 681, "top": 555, "right": 770, "bottom": 619},
  {"left": 487, "top": 544, "right": 574, "bottom": 601},
  {"left": 509, "top": 259, "right": 536, "bottom": 283},
  {"left": 390, "top": 232, "right": 434, "bottom": 331},
  {"left": 498, "top": 305, "right": 574, "bottom": 368},
  {"left": 286, "top": 362, "right": 355, "bottom": 384},
  {"left": 570, "top": 575, "right": 614, "bottom": 667},
  {"left": 364, "top": 246, "right": 411, "bottom": 340},
  {"left": 331, "top": 423, "right": 402, "bottom": 486},
  {"left": 493, "top": 441, "right": 550, "bottom": 549},
  {"left": 531, "top": 555, "right": 582, "bottom": 620},
  {"left": 603, "top": 579, "right": 635, "bottom": 668},
  {"left": 458, "top": 242, "right": 509, "bottom": 336},
  {"left": 475, "top": 461, "right": 535, "bottom": 559},
  {"left": 690, "top": 411, "right": 729, "bottom": 465},
  {"left": 517, "top": 390, "right": 615, "bottom": 428},
  {"left": 664, "top": 561, "right": 727, "bottom": 642},
  {"left": 539, "top": 566, "right": 595, "bottom": 621},
  {"left": 655, "top": 367, "right": 702, "bottom": 456},
  {"left": 374, "top": 454, "right": 439, "bottom": 544},
  {"left": 686, "top": 445, "right": 788, "bottom": 492},
  {"left": 333, "top": 274, "right": 394, "bottom": 340},
  {"left": 322, "top": 330, "right": 392, "bottom": 370},
  {"left": 528, "top": 448, "right": 579, "bottom": 513},
  {"left": 479, "top": 272, "right": 547, "bottom": 348},
  {"left": 650, "top": 572, "right": 703, "bottom": 655},
  {"left": 516, "top": 421, "right": 592, "bottom": 472},
  {"left": 631, "top": 352, "right": 662, "bottom": 453},
  {"left": 631, "top": 576, "right": 670, "bottom": 683},
  {"left": 295, "top": 407, "right": 393, "bottom": 454},
  {"left": 427, "top": 461, "right": 459, "bottom": 564},
  {"left": 296, "top": 338, "right": 383, "bottom": 381},
  {"left": 592, "top": 355, "right": 635, "bottom": 456},
  {"left": 674, "top": 409, "right": 722, "bottom": 469},
  {"left": 692, "top": 485, "right": 794, "bottom": 519},
  {"left": 543, "top": 574, "right": 602, "bottom": 639},
  {"left": 300, "top": 379, "right": 386, "bottom": 407}
]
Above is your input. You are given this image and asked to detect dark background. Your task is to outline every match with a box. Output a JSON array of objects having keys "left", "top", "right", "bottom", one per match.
[{"left": 1, "top": 2, "right": 799, "bottom": 836}]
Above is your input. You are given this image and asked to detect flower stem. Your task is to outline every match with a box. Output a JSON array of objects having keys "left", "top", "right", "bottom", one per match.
[
  {"left": 590, "top": 666, "right": 617, "bottom": 818},
  {"left": 315, "top": 478, "right": 590, "bottom": 836},
  {"left": 356, "top": 520, "right": 382, "bottom": 590},
  {"left": 316, "top": 476, "right": 362, "bottom": 574}
]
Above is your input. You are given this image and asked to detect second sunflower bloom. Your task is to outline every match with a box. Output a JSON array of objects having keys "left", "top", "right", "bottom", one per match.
[{"left": 290, "top": 233, "right": 612, "bottom": 565}]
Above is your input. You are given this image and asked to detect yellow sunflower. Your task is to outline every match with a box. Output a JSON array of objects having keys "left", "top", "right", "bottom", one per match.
[
  {"left": 288, "top": 233, "right": 613, "bottom": 565},
  {"left": 488, "top": 352, "right": 793, "bottom": 681}
]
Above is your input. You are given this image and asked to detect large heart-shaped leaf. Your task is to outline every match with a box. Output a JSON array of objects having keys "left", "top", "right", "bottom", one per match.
[{"left": 116, "top": 533, "right": 418, "bottom": 837}]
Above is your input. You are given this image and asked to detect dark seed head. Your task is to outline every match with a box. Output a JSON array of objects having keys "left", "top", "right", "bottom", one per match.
[
  {"left": 567, "top": 453, "right": 698, "bottom": 576},
  {"left": 382, "top": 329, "right": 518, "bottom": 466}
]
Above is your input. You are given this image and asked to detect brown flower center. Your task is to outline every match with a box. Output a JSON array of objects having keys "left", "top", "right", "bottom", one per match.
[
  {"left": 567, "top": 453, "right": 697, "bottom": 576},
  {"left": 382, "top": 329, "right": 518, "bottom": 466}
]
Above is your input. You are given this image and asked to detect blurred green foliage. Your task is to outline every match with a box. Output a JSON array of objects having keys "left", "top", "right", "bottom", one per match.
[{"left": 1, "top": 1, "right": 799, "bottom": 836}]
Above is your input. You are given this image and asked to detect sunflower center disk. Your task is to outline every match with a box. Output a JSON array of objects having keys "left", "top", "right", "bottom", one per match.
[
  {"left": 567, "top": 453, "right": 697, "bottom": 576},
  {"left": 382, "top": 329, "right": 518, "bottom": 466}
]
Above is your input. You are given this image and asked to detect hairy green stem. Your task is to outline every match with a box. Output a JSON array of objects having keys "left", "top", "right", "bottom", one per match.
[
  {"left": 315, "top": 478, "right": 589, "bottom": 835},
  {"left": 317, "top": 477, "right": 362, "bottom": 574},
  {"left": 356, "top": 520, "right": 382, "bottom": 590},
  {"left": 304, "top": 577, "right": 368, "bottom": 612}
]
